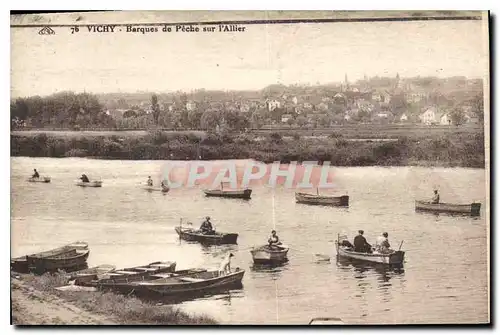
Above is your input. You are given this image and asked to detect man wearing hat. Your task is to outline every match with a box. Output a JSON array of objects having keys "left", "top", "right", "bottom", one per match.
[
  {"left": 200, "top": 216, "right": 214, "bottom": 235},
  {"left": 353, "top": 230, "right": 372, "bottom": 253}
]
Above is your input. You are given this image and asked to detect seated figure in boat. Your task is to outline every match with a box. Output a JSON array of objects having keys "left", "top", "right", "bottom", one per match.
[
  {"left": 32, "top": 169, "right": 40, "bottom": 179},
  {"left": 432, "top": 190, "right": 440, "bottom": 204},
  {"left": 268, "top": 230, "right": 282, "bottom": 249},
  {"left": 375, "top": 232, "right": 392, "bottom": 254},
  {"left": 80, "top": 174, "right": 90, "bottom": 183},
  {"left": 200, "top": 216, "right": 215, "bottom": 235},
  {"left": 147, "top": 176, "right": 153, "bottom": 187},
  {"left": 353, "top": 230, "right": 372, "bottom": 253}
]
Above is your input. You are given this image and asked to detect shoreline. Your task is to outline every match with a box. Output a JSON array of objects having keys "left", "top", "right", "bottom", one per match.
[
  {"left": 10, "top": 155, "right": 487, "bottom": 170},
  {"left": 11, "top": 130, "right": 485, "bottom": 169},
  {"left": 11, "top": 272, "right": 218, "bottom": 325}
]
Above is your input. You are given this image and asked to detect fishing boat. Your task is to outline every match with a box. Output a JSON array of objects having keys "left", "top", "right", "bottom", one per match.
[
  {"left": 203, "top": 188, "right": 252, "bottom": 199},
  {"left": 175, "top": 226, "right": 238, "bottom": 245},
  {"left": 143, "top": 185, "right": 170, "bottom": 193},
  {"left": 133, "top": 268, "right": 245, "bottom": 296},
  {"left": 67, "top": 264, "right": 116, "bottom": 285},
  {"left": 93, "top": 267, "right": 207, "bottom": 294},
  {"left": 295, "top": 191, "right": 349, "bottom": 207},
  {"left": 335, "top": 234, "right": 405, "bottom": 265},
  {"left": 415, "top": 200, "right": 481, "bottom": 216},
  {"left": 11, "top": 241, "right": 89, "bottom": 273},
  {"left": 27, "top": 176, "right": 51, "bottom": 183},
  {"left": 203, "top": 182, "right": 252, "bottom": 199},
  {"left": 76, "top": 180, "right": 103, "bottom": 187},
  {"left": 89, "top": 261, "right": 177, "bottom": 288},
  {"left": 250, "top": 245, "right": 289, "bottom": 264}
]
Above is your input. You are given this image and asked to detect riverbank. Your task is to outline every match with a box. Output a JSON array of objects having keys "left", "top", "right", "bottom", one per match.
[
  {"left": 11, "top": 272, "right": 217, "bottom": 325},
  {"left": 10, "top": 130, "right": 485, "bottom": 168}
]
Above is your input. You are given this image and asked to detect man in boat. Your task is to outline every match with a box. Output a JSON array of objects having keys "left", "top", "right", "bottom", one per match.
[
  {"left": 147, "top": 176, "right": 153, "bottom": 187},
  {"left": 200, "top": 216, "right": 215, "bottom": 235},
  {"left": 375, "top": 232, "right": 391, "bottom": 253},
  {"left": 353, "top": 230, "right": 372, "bottom": 253},
  {"left": 268, "top": 230, "right": 282, "bottom": 249},
  {"left": 432, "top": 190, "right": 440, "bottom": 204},
  {"left": 219, "top": 252, "right": 234, "bottom": 275},
  {"left": 32, "top": 169, "right": 40, "bottom": 179},
  {"left": 80, "top": 174, "right": 90, "bottom": 183}
]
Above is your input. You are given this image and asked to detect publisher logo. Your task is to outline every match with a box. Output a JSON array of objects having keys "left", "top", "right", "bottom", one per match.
[{"left": 38, "top": 27, "right": 55, "bottom": 35}]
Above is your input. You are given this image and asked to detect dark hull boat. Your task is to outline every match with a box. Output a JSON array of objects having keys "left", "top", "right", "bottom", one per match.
[
  {"left": 175, "top": 227, "right": 238, "bottom": 245},
  {"left": 203, "top": 189, "right": 252, "bottom": 199},
  {"left": 415, "top": 200, "right": 481, "bottom": 216},
  {"left": 295, "top": 192, "right": 349, "bottom": 207},
  {"left": 11, "top": 241, "right": 89, "bottom": 274},
  {"left": 134, "top": 269, "right": 245, "bottom": 296}
]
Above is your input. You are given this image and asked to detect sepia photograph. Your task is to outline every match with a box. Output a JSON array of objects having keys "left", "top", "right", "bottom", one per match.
[{"left": 10, "top": 10, "right": 490, "bottom": 325}]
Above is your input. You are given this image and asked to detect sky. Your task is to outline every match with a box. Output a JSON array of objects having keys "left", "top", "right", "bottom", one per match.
[{"left": 10, "top": 15, "right": 489, "bottom": 97}]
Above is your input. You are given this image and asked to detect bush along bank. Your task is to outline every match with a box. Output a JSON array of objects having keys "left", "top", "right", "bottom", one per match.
[{"left": 10, "top": 131, "right": 485, "bottom": 168}]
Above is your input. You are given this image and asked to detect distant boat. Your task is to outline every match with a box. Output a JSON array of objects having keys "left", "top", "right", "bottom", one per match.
[
  {"left": 295, "top": 191, "right": 349, "bottom": 207},
  {"left": 415, "top": 200, "right": 481, "bottom": 216},
  {"left": 335, "top": 234, "right": 405, "bottom": 265},
  {"left": 76, "top": 180, "right": 103, "bottom": 187},
  {"left": 250, "top": 245, "right": 289, "bottom": 264},
  {"left": 143, "top": 185, "right": 170, "bottom": 193},
  {"left": 11, "top": 241, "right": 90, "bottom": 274},
  {"left": 203, "top": 188, "right": 252, "bottom": 199},
  {"left": 175, "top": 226, "right": 238, "bottom": 245},
  {"left": 132, "top": 268, "right": 245, "bottom": 296},
  {"left": 309, "top": 317, "right": 345, "bottom": 325},
  {"left": 203, "top": 182, "right": 252, "bottom": 199},
  {"left": 28, "top": 176, "right": 51, "bottom": 183}
]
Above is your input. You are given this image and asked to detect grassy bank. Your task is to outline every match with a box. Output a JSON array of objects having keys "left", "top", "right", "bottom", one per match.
[
  {"left": 10, "top": 130, "right": 485, "bottom": 168},
  {"left": 12, "top": 272, "right": 217, "bottom": 325}
]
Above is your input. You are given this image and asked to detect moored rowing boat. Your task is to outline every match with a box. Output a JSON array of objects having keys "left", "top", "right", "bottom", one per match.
[
  {"left": 415, "top": 200, "right": 481, "bottom": 216},
  {"left": 11, "top": 241, "right": 89, "bottom": 273},
  {"left": 133, "top": 269, "right": 245, "bottom": 296},
  {"left": 89, "top": 261, "right": 177, "bottom": 288}
]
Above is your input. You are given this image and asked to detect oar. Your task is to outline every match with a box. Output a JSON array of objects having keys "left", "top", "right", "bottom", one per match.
[{"left": 398, "top": 240, "right": 404, "bottom": 251}]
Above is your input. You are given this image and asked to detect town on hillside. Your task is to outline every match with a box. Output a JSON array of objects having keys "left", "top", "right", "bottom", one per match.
[{"left": 11, "top": 74, "right": 484, "bottom": 131}]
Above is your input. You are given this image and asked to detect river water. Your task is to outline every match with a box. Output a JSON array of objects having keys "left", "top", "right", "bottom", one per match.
[{"left": 10, "top": 157, "right": 489, "bottom": 324}]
